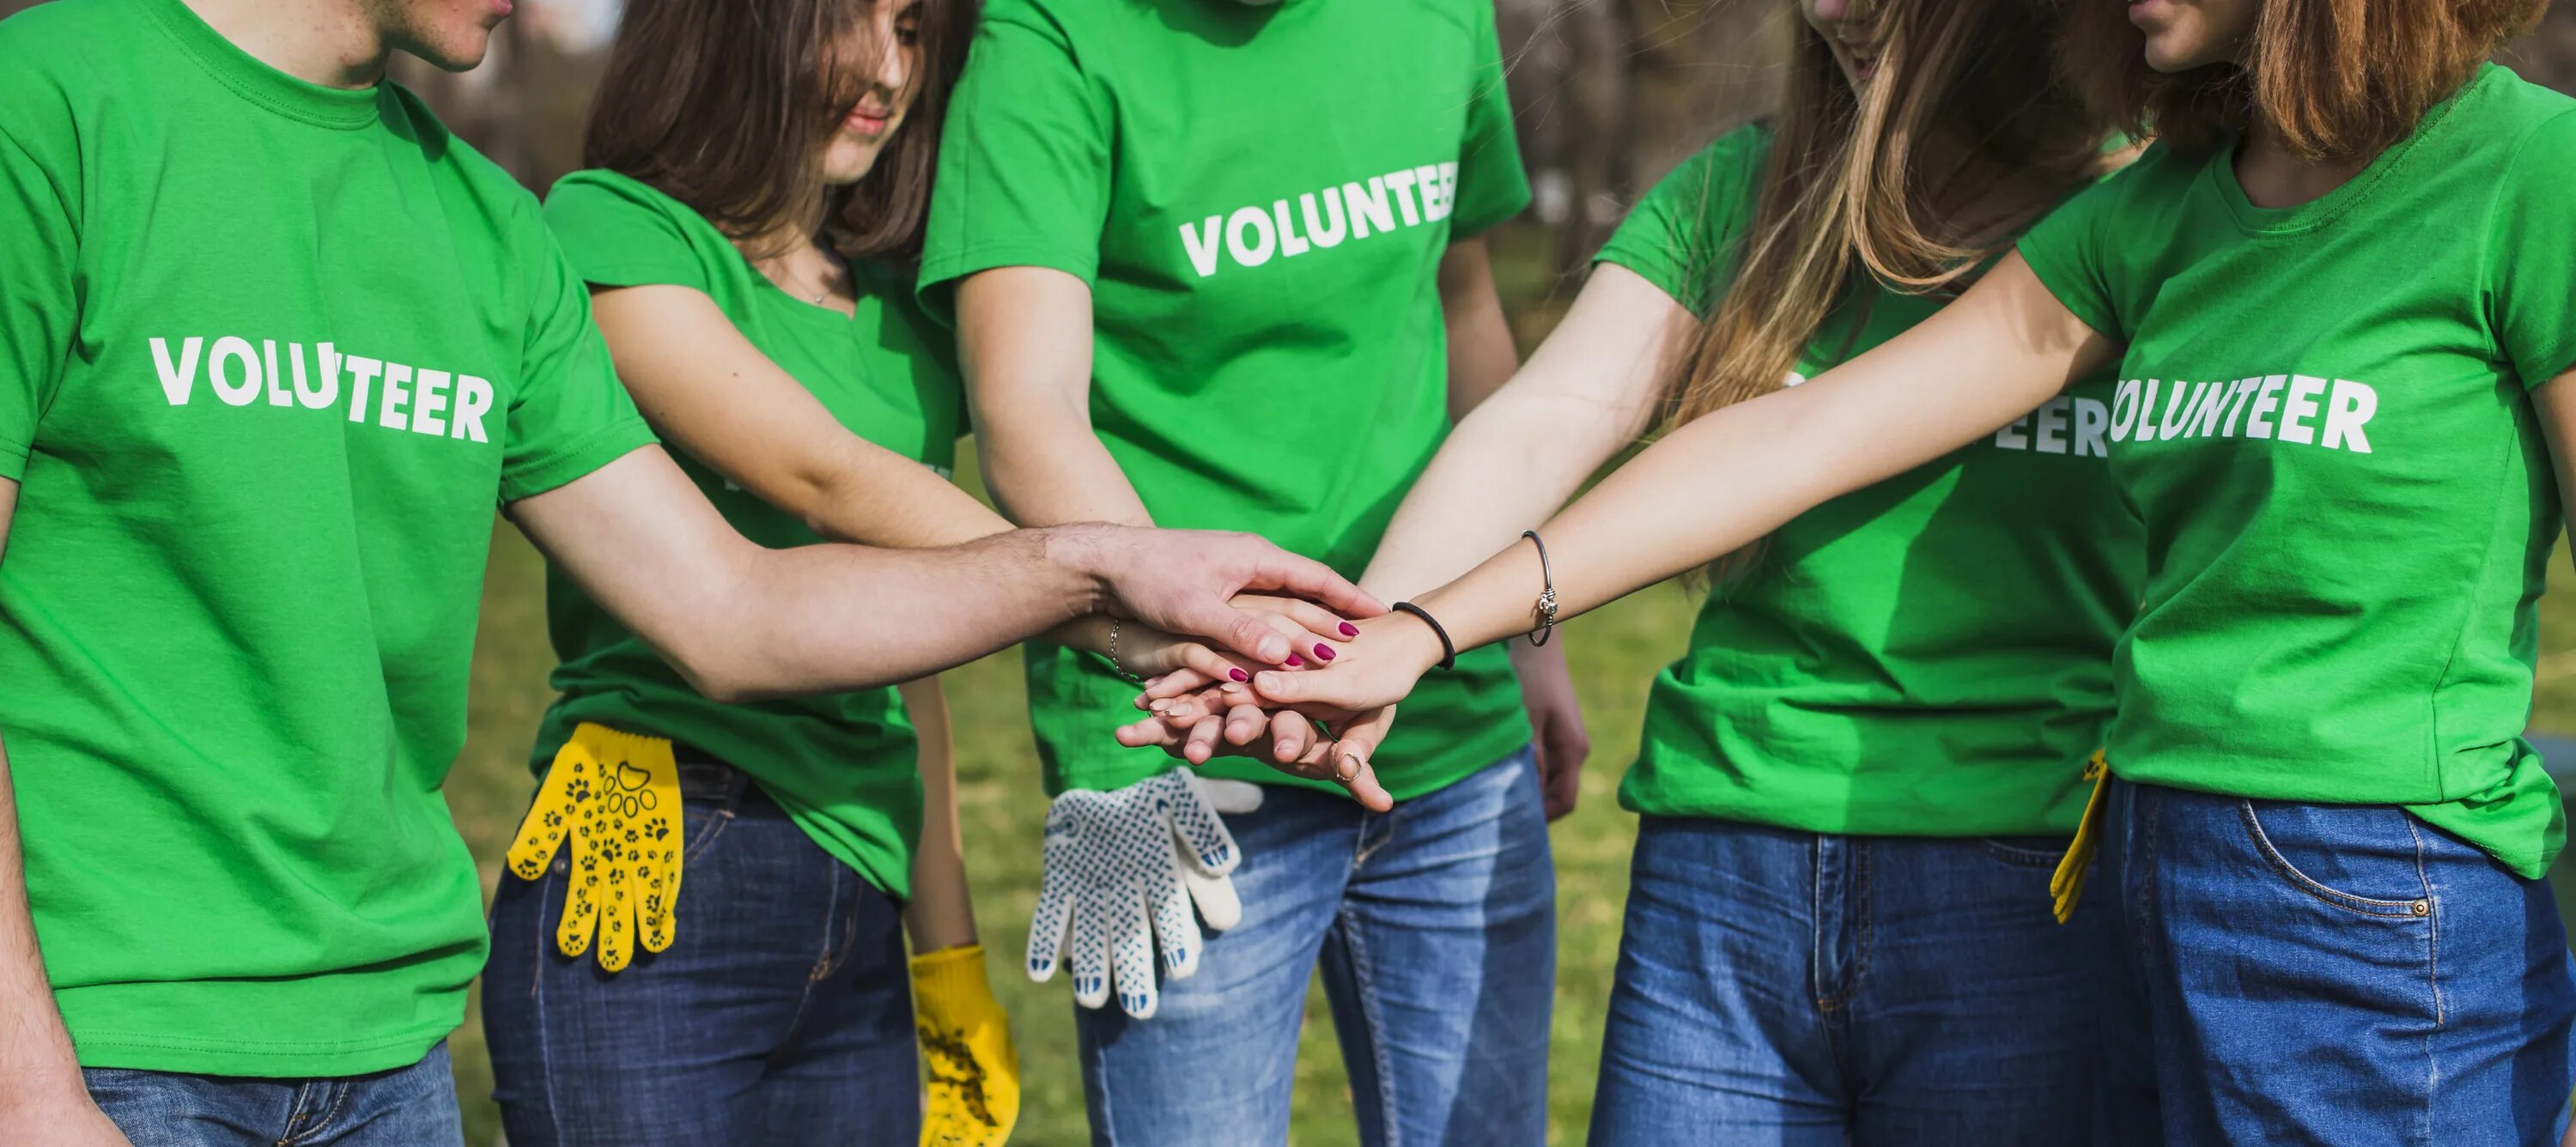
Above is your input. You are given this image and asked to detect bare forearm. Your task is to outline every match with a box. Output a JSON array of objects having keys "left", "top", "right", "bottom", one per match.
[
  {"left": 1441, "top": 240, "right": 1521, "bottom": 423},
  {"left": 975, "top": 422, "right": 1155, "bottom": 528},
  {"left": 897, "top": 678, "right": 977, "bottom": 952},
  {"left": 0, "top": 478, "right": 83, "bottom": 1110},
  {"left": 695, "top": 527, "right": 1103, "bottom": 701},
  {"left": 1364, "top": 266, "right": 1676, "bottom": 601},
  {"left": 0, "top": 736, "right": 84, "bottom": 1111}
]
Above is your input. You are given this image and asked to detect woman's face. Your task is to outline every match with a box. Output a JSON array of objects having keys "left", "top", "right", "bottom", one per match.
[
  {"left": 1801, "top": 0, "right": 1886, "bottom": 91},
  {"left": 818, "top": 0, "right": 924, "bottom": 186},
  {"left": 2125, "top": 0, "right": 2259, "bottom": 73}
]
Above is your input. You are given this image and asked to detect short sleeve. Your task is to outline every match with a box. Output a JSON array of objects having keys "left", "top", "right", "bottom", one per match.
[
  {"left": 1448, "top": 1, "right": 1531, "bottom": 238},
  {"left": 2487, "top": 111, "right": 2576, "bottom": 389},
  {"left": 499, "top": 202, "right": 659, "bottom": 503},
  {"left": 2015, "top": 167, "right": 2129, "bottom": 342},
  {"left": 0, "top": 123, "right": 76, "bottom": 482},
  {"left": 542, "top": 171, "right": 714, "bottom": 294},
  {"left": 1594, "top": 125, "right": 1770, "bottom": 318},
  {"left": 914, "top": 0, "right": 1114, "bottom": 320}
]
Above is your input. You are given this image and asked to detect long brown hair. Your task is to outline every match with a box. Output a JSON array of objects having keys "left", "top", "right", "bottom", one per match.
[
  {"left": 1662, "top": 1, "right": 2112, "bottom": 436},
  {"left": 2058, "top": 0, "right": 2548, "bottom": 163},
  {"left": 582, "top": 0, "right": 976, "bottom": 262}
]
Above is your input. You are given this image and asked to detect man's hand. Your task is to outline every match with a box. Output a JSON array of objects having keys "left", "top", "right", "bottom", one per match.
[
  {"left": 1, "top": 1094, "right": 131, "bottom": 1146},
  {"left": 1051, "top": 525, "right": 1383, "bottom": 666},
  {"left": 1510, "top": 640, "right": 1589, "bottom": 821}
]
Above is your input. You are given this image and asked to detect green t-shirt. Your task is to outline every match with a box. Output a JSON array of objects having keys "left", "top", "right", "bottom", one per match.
[
  {"left": 2018, "top": 63, "right": 2576, "bottom": 877},
  {"left": 0, "top": 0, "right": 655, "bottom": 1076},
  {"left": 919, "top": 0, "right": 1534, "bottom": 798},
  {"left": 534, "top": 169, "right": 965, "bottom": 899},
  {"left": 1600, "top": 124, "right": 2142, "bottom": 837}
]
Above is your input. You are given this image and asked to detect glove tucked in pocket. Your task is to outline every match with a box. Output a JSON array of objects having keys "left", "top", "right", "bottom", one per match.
[
  {"left": 506, "top": 722, "right": 683, "bottom": 972},
  {"left": 914, "top": 944, "right": 1019, "bottom": 1147}
]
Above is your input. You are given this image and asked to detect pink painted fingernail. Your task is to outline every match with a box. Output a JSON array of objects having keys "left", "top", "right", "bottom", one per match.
[
  {"left": 1285, "top": 654, "right": 1304, "bottom": 667},
  {"left": 1313, "top": 644, "right": 1336, "bottom": 661},
  {"left": 1340, "top": 622, "right": 1359, "bottom": 637},
  {"left": 1230, "top": 668, "right": 1250, "bottom": 683}
]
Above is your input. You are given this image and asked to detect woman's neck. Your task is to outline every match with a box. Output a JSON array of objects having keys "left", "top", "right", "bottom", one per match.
[
  {"left": 742, "top": 219, "right": 854, "bottom": 313},
  {"left": 2234, "top": 119, "right": 2372, "bottom": 209}
]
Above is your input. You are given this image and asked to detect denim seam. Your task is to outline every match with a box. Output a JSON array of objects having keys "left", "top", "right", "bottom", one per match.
[
  {"left": 779, "top": 859, "right": 841, "bottom": 1047},
  {"left": 304, "top": 1078, "right": 354, "bottom": 1145},
  {"left": 2404, "top": 816, "right": 2445, "bottom": 1028},
  {"left": 532, "top": 854, "right": 568, "bottom": 1144},
  {"left": 2408, "top": 815, "right": 2440, "bottom": 1144},
  {"left": 279, "top": 1080, "right": 320, "bottom": 1144},
  {"left": 1974, "top": 838, "right": 2072, "bottom": 868},
  {"left": 1334, "top": 906, "right": 1402, "bottom": 1147},
  {"left": 2235, "top": 801, "right": 2432, "bottom": 918}
]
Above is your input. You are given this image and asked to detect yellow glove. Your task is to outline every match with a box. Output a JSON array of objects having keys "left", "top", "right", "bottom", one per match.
[
  {"left": 506, "top": 723, "right": 683, "bottom": 972},
  {"left": 914, "top": 944, "right": 1020, "bottom": 1147}
]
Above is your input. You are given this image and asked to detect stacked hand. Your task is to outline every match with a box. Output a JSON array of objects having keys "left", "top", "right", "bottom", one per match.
[{"left": 1114, "top": 611, "right": 1457, "bottom": 811}]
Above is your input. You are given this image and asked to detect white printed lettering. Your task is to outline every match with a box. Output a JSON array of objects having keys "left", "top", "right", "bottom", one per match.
[
  {"left": 2276, "top": 374, "right": 2326, "bottom": 445},
  {"left": 262, "top": 340, "right": 293, "bottom": 406},
  {"left": 1224, "top": 206, "right": 1276, "bottom": 268},
  {"left": 2157, "top": 380, "right": 2208, "bottom": 440},
  {"left": 208, "top": 337, "right": 260, "bottom": 407},
  {"left": 2219, "top": 378, "right": 2258, "bottom": 436},
  {"left": 1299, "top": 192, "right": 1346, "bottom": 248},
  {"left": 1271, "top": 200, "right": 1310, "bottom": 258},
  {"left": 150, "top": 337, "right": 203, "bottom": 405},
  {"left": 344, "top": 356, "right": 383, "bottom": 423},
  {"left": 2322, "top": 379, "right": 2377, "bottom": 452},
  {"left": 1414, "top": 164, "right": 1447, "bottom": 221},
  {"left": 452, "top": 375, "right": 494, "bottom": 443},
  {"left": 300, "top": 343, "right": 339, "bottom": 410},
  {"left": 378, "top": 362, "right": 414, "bottom": 429},
  {"left": 1178, "top": 216, "right": 1224, "bottom": 279},
  {"left": 2109, "top": 379, "right": 2142, "bottom": 441},
  {"left": 2033, "top": 396, "right": 2071, "bottom": 454},
  {"left": 1385, "top": 168, "right": 1423, "bottom": 227},
  {"left": 1343, "top": 179, "right": 1394, "bottom": 239},
  {"left": 1993, "top": 414, "right": 2030, "bottom": 450},
  {"left": 411, "top": 368, "right": 452, "bottom": 437},
  {"left": 2072, "top": 397, "right": 2109, "bottom": 458},
  {"left": 2244, "top": 374, "right": 2287, "bottom": 439}
]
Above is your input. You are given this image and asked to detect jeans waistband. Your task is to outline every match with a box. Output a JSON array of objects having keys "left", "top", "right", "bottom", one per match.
[{"left": 669, "top": 749, "right": 776, "bottom": 811}]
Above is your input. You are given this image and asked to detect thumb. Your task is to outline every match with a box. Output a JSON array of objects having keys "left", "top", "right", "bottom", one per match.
[
  {"left": 1170, "top": 601, "right": 1295, "bottom": 666},
  {"left": 1329, "top": 709, "right": 1395, "bottom": 812},
  {"left": 1249, "top": 665, "right": 1375, "bottom": 712}
]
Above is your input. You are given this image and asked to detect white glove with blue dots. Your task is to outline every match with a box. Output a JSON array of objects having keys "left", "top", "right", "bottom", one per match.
[{"left": 1026, "top": 769, "right": 1263, "bottom": 1019}]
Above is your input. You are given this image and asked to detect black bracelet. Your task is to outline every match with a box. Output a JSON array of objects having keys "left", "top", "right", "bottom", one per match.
[
  {"left": 1522, "top": 530, "right": 1558, "bottom": 646},
  {"left": 1389, "top": 601, "right": 1458, "bottom": 671}
]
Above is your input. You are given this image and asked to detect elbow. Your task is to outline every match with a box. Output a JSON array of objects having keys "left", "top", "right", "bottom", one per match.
[{"left": 658, "top": 613, "right": 782, "bottom": 706}]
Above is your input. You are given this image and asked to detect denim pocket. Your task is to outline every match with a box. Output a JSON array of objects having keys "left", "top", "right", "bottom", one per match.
[
  {"left": 680, "top": 802, "right": 735, "bottom": 863},
  {"left": 1975, "top": 834, "right": 2075, "bottom": 868},
  {"left": 2236, "top": 800, "right": 2433, "bottom": 919}
]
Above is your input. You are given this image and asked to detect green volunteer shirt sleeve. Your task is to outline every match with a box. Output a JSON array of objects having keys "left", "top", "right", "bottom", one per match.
[
  {"left": 0, "top": 124, "right": 75, "bottom": 481},
  {"left": 499, "top": 202, "right": 659, "bottom": 503},
  {"left": 1594, "top": 126, "right": 1769, "bottom": 318},
  {"left": 914, "top": 0, "right": 1113, "bottom": 318},
  {"left": 1447, "top": 1, "right": 1531, "bottom": 237},
  {"left": 542, "top": 171, "right": 713, "bottom": 293},
  {"left": 2488, "top": 111, "right": 2576, "bottom": 389},
  {"left": 2015, "top": 161, "right": 2130, "bottom": 342}
]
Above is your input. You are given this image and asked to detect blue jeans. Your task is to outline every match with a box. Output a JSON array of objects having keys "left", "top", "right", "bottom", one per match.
[
  {"left": 1589, "top": 816, "right": 2107, "bottom": 1145},
  {"left": 2097, "top": 779, "right": 2576, "bottom": 1145},
  {"left": 1077, "top": 746, "right": 1554, "bottom": 1146},
  {"left": 483, "top": 762, "right": 917, "bottom": 1146},
  {"left": 83, "top": 1043, "right": 461, "bottom": 1146}
]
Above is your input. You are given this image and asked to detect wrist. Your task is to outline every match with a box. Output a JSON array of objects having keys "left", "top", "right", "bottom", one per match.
[
  {"left": 1036, "top": 524, "right": 1115, "bottom": 618},
  {"left": 1382, "top": 609, "right": 1450, "bottom": 677}
]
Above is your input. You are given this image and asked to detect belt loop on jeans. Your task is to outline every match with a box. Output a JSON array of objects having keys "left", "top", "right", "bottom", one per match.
[{"left": 671, "top": 746, "right": 750, "bottom": 806}]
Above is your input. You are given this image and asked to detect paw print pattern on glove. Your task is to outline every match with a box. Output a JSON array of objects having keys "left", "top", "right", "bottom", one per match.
[
  {"left": 1025, "top": 771, "right": 1263, "bottom": 1018},
  {"left": 504, "top": 723, "right": 685, "bottom": 972}
]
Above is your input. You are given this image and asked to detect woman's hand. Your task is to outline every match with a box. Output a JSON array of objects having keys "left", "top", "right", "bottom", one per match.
[
  {"left": 1113, "top": 685, "right": 1397, "bottom": 811},
  {"left": 1101, "top": 594, "right": 1358, "bottom": 684}
]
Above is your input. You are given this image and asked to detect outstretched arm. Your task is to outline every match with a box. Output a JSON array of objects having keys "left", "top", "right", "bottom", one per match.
[
  {"left": 509, "top": 447, "right": 1375, "bottom": 701},
  {"left": 1252, "top": 253, "right": 2117, "bottom": 722}
]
